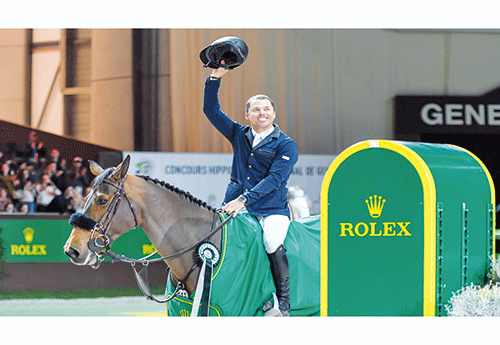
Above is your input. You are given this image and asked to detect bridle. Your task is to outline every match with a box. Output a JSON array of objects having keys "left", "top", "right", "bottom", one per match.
[
  {"left": 70, "top": 173, "right": 139, "bottom": 262},
  {"left": 69, "top": 173, "right": 233, "bottom": 303}
]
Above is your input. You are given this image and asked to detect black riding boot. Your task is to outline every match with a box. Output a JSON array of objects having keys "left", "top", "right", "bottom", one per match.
[{"left": 267, "top": 245, "right": 290, "bottom": 316}]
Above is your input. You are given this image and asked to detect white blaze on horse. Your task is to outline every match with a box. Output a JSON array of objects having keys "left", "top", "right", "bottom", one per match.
[{"left": 63, "top": 155, "right": 320, "bottom": 316}]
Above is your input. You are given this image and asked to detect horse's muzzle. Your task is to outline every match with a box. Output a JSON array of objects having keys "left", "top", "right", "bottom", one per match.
[
  {"left": 64, "top": 245, "right": 90, "bottom": 265},
  {"left": 65, "top": 246, "right": 80, "bottom": 260}
]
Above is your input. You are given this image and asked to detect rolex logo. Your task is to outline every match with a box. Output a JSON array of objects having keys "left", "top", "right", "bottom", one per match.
[
  {"left": 340, "top": 195, "right": 411, "bottom": 238},
  {"left": 23, "top": 227, "right": 35, "bottom": 243},
  {"left": 365, "top": 195, "right": 385, "bottom": 218},
  {"left": 11, "top": 227, "right": 47, "bottom": 256}
]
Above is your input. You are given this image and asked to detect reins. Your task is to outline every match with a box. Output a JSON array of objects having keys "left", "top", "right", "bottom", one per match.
[
  {"left": 109, "top": 212, "right": 232, "bottom": 304},
  {"left": 100, "top": 211, "right": 232, "bottom": 265},
  {"left": 69, "top": 174, "right": 234, "bottom": 304}
]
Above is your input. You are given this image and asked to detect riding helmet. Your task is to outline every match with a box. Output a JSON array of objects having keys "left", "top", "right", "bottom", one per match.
[{"left": 199, "top": 36, "right": 249, "bottom": 70}]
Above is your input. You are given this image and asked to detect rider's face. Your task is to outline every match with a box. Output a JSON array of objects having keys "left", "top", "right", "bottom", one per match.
[{"left": 245, "top": 99, "right": 276, "bottom": 133}]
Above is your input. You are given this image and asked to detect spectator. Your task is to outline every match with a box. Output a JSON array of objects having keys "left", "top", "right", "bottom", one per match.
[
  {"left": 36, "top": 173, "right": 61, "bottom": 212},
  {"left": 18, "top": 202, "right": 29, "bottom": 213},
  {"left": 49, "top": 148, "right": 61, "bottom": 167},
  {"left": 65, "top": 157, "right": 90, "bottom": 190},
  {"left": 0, "top": 162, "right": 15, "bottom": 197},
  {"left": 4, "top": 201, "right": 15, "bottom": 213},
  {"left": 50, "top": 164, "right": 67, "bottom": 192},
  {"left": 68, "top": 186, "right": 85, "bottom": 213},
  {"left": 14, "top": 179, "right": 37, "bottom": 213},
  {"left": 43, "top": 162, "right": 58, "bottom": 178},
  {"left": 18, "top": 131, "right": 47, "bottom": 162},
  {"left": 59, "top": 158, "right": 68, "bottom": 172},
  {"left": 18, "top": 131, "right": 36, "bottom": 159},
  {"left": 1, "top": 161, "right": 16, "bottom": 176},
  {"left": 36, "top": 141, "right": 47, "bottom": 161},
  {"left": 0, "top": 188, "right": 11, "bottom": 210},
  {"left": 18, "top": 167, "right": 33, "bottom": 186},
  {"left": 45, "top": 186, "right": 75, "bottom": 214},
  {"left": 11, "top": 176, "right": 23, "bottom": 206},
  {"left": 15, "top": 162, "right": 28, "bottom": 179}
]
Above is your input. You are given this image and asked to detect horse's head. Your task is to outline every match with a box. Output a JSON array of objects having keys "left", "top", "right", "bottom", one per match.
[{"left": 63, "top": 155, "right": 138, "bottom": 267}]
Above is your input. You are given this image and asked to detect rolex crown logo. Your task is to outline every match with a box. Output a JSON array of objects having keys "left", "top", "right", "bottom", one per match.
[
  {"left": 23, "top": 227, "right": 35, "bottom": 243},
  {"left": 365, "top": 195, "right": 386, "bottom": 218}
]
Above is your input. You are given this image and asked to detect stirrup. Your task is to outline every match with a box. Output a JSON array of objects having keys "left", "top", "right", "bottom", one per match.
[{"left": 263, "top": 293, "right": 283, "bottom": 317}]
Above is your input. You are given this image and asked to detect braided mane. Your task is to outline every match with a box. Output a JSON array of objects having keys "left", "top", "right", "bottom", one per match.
[{"left": 137, "top": 175, "right": 217, "bottom": 213}]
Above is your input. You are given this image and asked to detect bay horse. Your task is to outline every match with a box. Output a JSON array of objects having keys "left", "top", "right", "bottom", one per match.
[{"left": 63, "top": 155, "right": 320, "bottom": 316}]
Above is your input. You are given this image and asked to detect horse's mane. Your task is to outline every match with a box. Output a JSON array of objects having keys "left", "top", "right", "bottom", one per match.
[{"left": 137, "top": 175, "right": 217, "bottom": 213}]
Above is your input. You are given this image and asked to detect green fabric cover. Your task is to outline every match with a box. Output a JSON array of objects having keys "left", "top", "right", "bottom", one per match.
[{"left": 165, "top": 213, "right": 320, "bottom": 316}]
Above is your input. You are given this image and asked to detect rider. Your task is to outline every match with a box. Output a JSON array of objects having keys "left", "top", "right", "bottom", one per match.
[{"left": 203, "top": 62, "right": 298, "bottom": 316}]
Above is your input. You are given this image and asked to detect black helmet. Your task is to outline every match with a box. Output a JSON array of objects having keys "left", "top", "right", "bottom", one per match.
[{"left": 199, "top": 36, "right": 249, "bottom": 70}]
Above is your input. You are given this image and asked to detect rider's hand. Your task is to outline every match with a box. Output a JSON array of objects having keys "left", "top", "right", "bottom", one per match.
[
  {"left": 221, "top": 198, "right": 246, "bottom": 216},
  {"left": 210, "top": 60, "right": 229, "bottom": 79}
]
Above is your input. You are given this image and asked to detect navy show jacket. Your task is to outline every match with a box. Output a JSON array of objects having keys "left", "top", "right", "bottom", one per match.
[{"left": 203, "top": 76, "right": 298, "bottom": 218}]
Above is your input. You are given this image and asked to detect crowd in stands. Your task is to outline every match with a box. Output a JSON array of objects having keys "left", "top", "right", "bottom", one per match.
[{"left": 0, "top": 131, "right": 92, "bottom": 214}]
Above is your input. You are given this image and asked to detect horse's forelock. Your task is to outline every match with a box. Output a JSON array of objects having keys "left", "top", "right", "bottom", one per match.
[
  {"left": 82, "top": 167, "right": 119, "bottom": 220},
  {"left": 91, "top": 168, "right": 114, "bottom": 188}
]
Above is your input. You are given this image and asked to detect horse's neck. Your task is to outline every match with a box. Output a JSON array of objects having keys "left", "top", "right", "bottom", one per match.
[
  {"left": 137, "top": 182, "right": 215, "bottom": 250},
  {"left": 134, "top": 178, "right": 217, "bottom": 292}
]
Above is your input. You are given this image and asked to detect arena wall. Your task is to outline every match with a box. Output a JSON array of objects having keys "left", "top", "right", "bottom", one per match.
[{"left": 2, "top": 29, "right": 500, "bottom": 156}]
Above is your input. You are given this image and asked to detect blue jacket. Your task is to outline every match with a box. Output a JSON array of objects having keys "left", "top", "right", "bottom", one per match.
[{"left": 203, "top": 77, "right": 298, "bottom": 218}]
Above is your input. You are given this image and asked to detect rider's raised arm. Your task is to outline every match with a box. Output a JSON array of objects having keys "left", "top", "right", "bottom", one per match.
[{"left": 202, "top": 65, "right": 240, "bottom": 143}]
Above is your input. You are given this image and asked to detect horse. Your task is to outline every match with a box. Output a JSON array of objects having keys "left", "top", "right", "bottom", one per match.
[{"left": 63, "top": 155, "right": 320, "bottom": 316}]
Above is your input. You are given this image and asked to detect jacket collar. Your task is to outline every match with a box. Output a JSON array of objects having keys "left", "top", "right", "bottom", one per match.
[
  {"left": 251, "top": 127, "right": 275, "bottom": 141},
  {"left": 245, "top": 124, "right": 280, "bottom": 149}
]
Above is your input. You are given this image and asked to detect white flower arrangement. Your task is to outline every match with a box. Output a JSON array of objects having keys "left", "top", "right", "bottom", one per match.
[{"left": 446, "top": 257, "right": 500, "bottom": 316}]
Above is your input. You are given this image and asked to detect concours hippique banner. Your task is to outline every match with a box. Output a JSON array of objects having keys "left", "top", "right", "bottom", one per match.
[{"left": 124, "top": 152, "right": 336, "bottom": 215}]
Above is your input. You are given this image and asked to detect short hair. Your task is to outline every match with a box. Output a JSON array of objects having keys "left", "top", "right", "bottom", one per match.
[{"left": 245, "top": 95, "right": 275, "bottom": 113}]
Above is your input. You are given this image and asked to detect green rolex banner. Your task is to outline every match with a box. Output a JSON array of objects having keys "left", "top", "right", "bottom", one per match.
[
  {"left": 0, "top": 218, "right": 70, "bottom": 262},
  {"left": 0, "top": 217, "right": 159, "bottom": 263}
]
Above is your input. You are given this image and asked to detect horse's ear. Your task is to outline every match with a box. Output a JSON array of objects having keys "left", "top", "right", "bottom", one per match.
[
  {"left": 89, "top": 160, "right": 104, "bottom": 176},
  {"left": 109, "top": 155, "right": 130, "bottom": 182},
  {"left": 121, "top": 155, "right": 131, "bottom": 179}
]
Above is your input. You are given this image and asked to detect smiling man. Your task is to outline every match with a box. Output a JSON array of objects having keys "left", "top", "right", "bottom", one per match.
[{"left": 202, "top": 63, "right": 298, "bottom": 316}]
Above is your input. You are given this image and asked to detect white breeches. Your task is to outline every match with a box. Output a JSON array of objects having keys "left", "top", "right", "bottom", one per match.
[{"left": 259, "top": 214, "right": 290, "bottom": 254}]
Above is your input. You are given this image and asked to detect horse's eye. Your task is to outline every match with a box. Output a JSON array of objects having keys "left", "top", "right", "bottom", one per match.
[{"left": 96, "top": 197, "right": 108, "bottom": 206}]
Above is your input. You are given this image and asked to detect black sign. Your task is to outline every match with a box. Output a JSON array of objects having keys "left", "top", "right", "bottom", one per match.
[{"left": 395, "top": 86, "right": 500, "bottom": 135}]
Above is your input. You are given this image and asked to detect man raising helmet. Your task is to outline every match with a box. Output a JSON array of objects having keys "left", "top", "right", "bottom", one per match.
[{"left": 202, "top": 48, "right": 298, "bottom": 316}]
